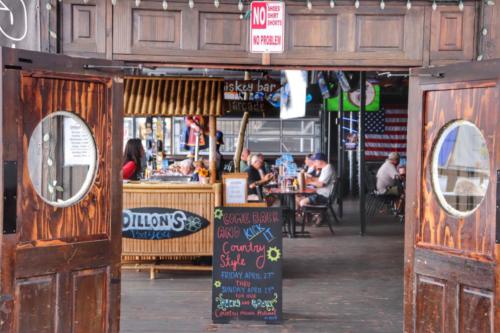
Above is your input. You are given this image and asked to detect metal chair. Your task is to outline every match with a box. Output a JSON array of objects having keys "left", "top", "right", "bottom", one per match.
[{"left": 300, "top": 180, "right": 340, "bottom": 235}]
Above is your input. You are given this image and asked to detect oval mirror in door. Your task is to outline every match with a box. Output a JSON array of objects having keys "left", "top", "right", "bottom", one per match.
[
  {"left": 431, "top": 120, "right": 490, "bottom": 218},
  {"left": 27, "top": 111, "right": 98, "bottom": 207}
]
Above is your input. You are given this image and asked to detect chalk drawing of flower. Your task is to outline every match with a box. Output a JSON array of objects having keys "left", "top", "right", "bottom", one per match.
[{"left": 214, "top": 208, "right": 223, "bottom": 220}]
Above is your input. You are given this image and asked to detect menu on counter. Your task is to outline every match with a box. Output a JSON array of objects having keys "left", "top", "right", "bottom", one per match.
[{"left": 212, "top": 207, "right": 282, "bottom": 324}]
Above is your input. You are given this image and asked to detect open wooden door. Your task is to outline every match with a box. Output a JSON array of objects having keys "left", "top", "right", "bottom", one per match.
[
  {"left": 0, "top": 48, "right": 123, "bottom": 332},
  {"left": 404, "top": 60, "right": 500, "bottom": 332}
]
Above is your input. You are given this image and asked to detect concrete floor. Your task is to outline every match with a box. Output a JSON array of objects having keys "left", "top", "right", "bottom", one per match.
[{"left": 120, "top": 200, "right": 404, "bottom": 333}]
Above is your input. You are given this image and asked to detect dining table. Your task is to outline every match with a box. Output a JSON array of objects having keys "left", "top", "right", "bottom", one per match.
[{"left": 266, "top": 187, "right": 316, "bottom": 238}]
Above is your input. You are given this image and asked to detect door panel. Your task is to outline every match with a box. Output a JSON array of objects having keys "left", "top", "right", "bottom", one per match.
[
  {"left": 19, "top": 76, "right": 111, "bottom": 242},
  {"left": 420, "top": 85, "right": 497, "bottom": 260},
  {"left": 0, "top": 48, "right": 122, "bottom": 332},
  {"left": 404, "top": 60, "right": 500, "bottom": 333}
]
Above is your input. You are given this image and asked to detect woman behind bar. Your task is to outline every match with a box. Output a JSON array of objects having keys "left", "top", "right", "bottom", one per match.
[{"left": 122, "top": 138, "right": 145, "bottom": 180}]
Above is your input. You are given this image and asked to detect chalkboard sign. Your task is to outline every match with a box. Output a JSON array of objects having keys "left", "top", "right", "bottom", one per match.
[
  {"left": 123, "top": 207, "right": 209, "bottom": 240},
  {"left": 212, "top": 207, "right": 282, "bottom": 323}
]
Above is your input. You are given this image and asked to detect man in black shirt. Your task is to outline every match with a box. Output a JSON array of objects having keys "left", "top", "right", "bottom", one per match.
[{"left": 247, "top": 155, "right": 273, "bottom": 195}]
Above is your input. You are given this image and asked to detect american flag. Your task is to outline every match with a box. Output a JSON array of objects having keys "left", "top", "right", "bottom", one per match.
[{"left": 365, "top": 109, "right": 407, "bottom": 160}]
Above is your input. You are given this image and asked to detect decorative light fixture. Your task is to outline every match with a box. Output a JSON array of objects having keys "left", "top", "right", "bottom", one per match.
[
  {"left": 111, "top": 0, "right": 117, "bottom": 6},
  {"left": 135, "top": 0, "right": 140, "bottom": 7},
  {"left": 307, "top": 0, "right": 312, "bottom": 10},
  {"left": 162, "top": 0, "right": 168, "bottom": 10},
  {"left": 432, "top": 0, "right": 437, "bottom": 10},
  {"left": 214, "top": 0, "right": 220, "bottom": 8},
  {"left": 477, "top": 54, "right": 484, "bottom": 61},
  {"left": 458, "top": 0, "right": 464, "bottom": 10},
  {"left": 238, "top": 0, "right": 244, "bottom": 11},
  {"left": 482, "top": 27, "right": 488, "bottom": 35},
  {"left": 380, "top": 0, "right": 385, "bottom": 10},
  {"left": 46, "top": 3, "right": 52, "bottom": 10},
  {"left": 355, "top": 0, "right": 360, "bottom": 8},
  {"left": 83, "top": 0, "right": 89, "bottom": 4},
  {"left": 189, "top": 0, "right": 194, "bottom": 9},
  {"left": 485, "top": 0, "right": 495, "bottom": 5},
  {"left": 330, "top": 0, "right": 335, "bottom": 8},
  {"left": 406, "top": 0, "right": 412, "bottom": 10}
]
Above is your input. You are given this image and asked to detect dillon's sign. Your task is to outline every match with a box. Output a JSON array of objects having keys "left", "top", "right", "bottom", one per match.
[{"left": 123, "top": 208, "right": 209, "bottom": 240}]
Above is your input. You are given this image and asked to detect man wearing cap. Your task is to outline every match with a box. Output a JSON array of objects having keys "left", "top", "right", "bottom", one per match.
[
  {"left": 299, "top": 153, "right": 336, "bottom": 207},
  {"left": 376, "top": 152, "right": 401, "bottom": 195}
]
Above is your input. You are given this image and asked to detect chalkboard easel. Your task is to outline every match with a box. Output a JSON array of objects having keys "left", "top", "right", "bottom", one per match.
[{"left": 212, "top": 206, "right": 283, "bottom": 324}]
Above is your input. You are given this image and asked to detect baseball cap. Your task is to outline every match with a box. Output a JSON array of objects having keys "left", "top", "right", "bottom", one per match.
[
  {"left": 216, "top": 131, "right": 224, "bottom": 145},
  {"left": 310, "top": 152, "right": 327, "bottom": 162}
]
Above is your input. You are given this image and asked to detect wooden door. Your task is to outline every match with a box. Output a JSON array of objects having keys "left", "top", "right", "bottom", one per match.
[
  {"left": 0, "top": 48, "right": 123, "bottom": 332},
  {"left": 404, "top": 60, "right": 500, "bottom": 332}
]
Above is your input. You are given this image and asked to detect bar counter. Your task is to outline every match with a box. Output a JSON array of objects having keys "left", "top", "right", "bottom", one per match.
[{"left": 122, "top": 181, "right": 222, "bottom": 276}]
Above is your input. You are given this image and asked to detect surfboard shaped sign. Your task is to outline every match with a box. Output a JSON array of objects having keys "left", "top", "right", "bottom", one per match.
[{"left": 123, "top": 207, "right": 209, "bottom": 240}]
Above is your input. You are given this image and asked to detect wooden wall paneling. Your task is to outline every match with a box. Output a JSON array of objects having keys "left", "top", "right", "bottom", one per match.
[
  {"left": 61, "top": 0, "right": 107, "bottom": 57},
  {"left": 429, "top": 4, "right": 476, "bottom": 64},
  {"left": 199, "top": 12, "right": 247, "bottom": 51},
  {"left": 112, "top": 1, "right": 261, "bottom": 65},
  {"left": 271, "top": 4, "right": 424, "bottom": 67}
]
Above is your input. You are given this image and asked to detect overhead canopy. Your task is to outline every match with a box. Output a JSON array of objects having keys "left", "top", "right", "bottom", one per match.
[{"left": 124, "top": 77, "right": 224, "bottom": 117}]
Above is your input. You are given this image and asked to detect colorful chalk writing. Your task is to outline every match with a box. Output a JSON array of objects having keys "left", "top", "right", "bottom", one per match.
[{"left": 212, "top": 207, "right": 282, "bottom": 323}]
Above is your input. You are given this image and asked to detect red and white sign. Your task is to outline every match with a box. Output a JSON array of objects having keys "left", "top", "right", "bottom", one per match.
[{"left": 250, "top": 1, "right": 284, "bottom": 53}]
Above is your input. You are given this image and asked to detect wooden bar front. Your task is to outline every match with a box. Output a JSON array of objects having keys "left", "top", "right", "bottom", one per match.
[{"left": 122, "top": 182, "right": 221, "bottom": 274}]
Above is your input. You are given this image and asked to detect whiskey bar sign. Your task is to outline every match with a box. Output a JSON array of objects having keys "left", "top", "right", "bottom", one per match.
[{"left": 123, "top": 208, "right": 209, "bottom": 240}]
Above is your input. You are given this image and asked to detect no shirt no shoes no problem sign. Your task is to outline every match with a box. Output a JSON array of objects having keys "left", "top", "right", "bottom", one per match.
[{"left": 250, "top": 1, "right": 285, "bottom": 53}]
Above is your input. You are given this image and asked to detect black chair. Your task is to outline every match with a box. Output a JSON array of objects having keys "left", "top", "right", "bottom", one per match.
[
  {"left": 300, "top": 180, "right": 340, "bottom": 235},
  {"left": 365, "top": 168, "right": 402, "bottom": 218}
]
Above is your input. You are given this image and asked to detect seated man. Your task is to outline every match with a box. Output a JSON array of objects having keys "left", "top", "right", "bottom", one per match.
[
  {"left": 179, "top": 158, "right": 199, "bottom": 182},
  {"left": 376, "top": 152, "right": 401, "bottom": 196},
  {"left": 240, "top": 148, "right": 251, "bottom": 172},
  {"left": 247, "top": 154, "right": 273, "bottom": 197},
  {"left": 303, "top": 153, "right": 319, "bottom": 178},
  {"left": 299, "top": 153, "right": 335, "bottom": 207}
]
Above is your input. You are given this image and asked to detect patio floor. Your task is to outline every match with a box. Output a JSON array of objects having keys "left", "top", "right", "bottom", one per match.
[{"left": 120, "top": 199, "right": 404, "bottom": 333}]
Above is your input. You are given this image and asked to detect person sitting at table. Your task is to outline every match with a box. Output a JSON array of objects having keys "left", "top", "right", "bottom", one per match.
[
  {"left": 240, "top": 148, "right": 251, "bottom": 171},
  {"left": 179, "top": 158, "right": 200, "bottom": 182},
  {"left": 299, "top": 153, "right": 335, "bottom": 208},
  {"left": 376, "top": 152, "right": 402, "bottom": 196},
  {"left": 122, "top": 138, "right": 145, "bottom": 180},
  {"left": 304, "top": 153, "right": 319, "bottom": 178},
  {"left": 247, "top": 154, "right": 274, "bottom": 197}
]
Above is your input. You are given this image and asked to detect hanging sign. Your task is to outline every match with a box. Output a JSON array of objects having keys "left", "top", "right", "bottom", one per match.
[
  {"left": 122, "top": 207, "right": 209, "bottom": 240},
  {"left": 250, "top": 1, "right": 285, "bottom": 53},
  {"left": 212, "top": 207, "right": 283, "bottom": 323}
]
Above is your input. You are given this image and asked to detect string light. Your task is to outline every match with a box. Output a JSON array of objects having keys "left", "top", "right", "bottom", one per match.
[
  {"left": 162, "top": 0, "right": 168, "bottom": 10},
  {"left": 330, "top": 0, "right": 335, "bottom": 8},
  {"left": 485, "top": 0, "right": 495, "bottom": 5},
  {"left": 477, "top": 54, "right": 484, "bottom": 61},
  {"left": 481, "top": 27, "right": 488, "bottom": 35},
  {"left": 238, "top": 0, "right": 244, "bottom": 11},
  {"left": 111, "top": 0, "right": 117, "bottom": 6},
  {"left": 135, "top": 0, "right": 140, "bottom": 7},
  {"left": 458, "top": 0, "right": 464, "bottom": 11},
  {"left": 355, "top": 0, "right": 360, "bottom": 8},
  {"left": 380, "top": 0, "right": 385, "bottom": 10},
  {"left": 189, "top": 0, "right": 194, "bottom": 9},
  {"left": 307, "top": 0, "right": 312, "bottom": 10},
  {"left": 83, "top": 0, "right": 89, "bottom": 4},
  {"left": 214, "top": 0, "right": 220, "bottom": 8},
  {"left": 432, "top": 0, "right": 437, "bottom": 10},
  {"left": 406, "top": 0, "right": 412, "bottom": 10}
]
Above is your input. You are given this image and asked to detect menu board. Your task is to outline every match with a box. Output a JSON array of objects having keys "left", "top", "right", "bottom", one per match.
[{"left": 212, "top": 207, "right": 282, "bottom": 323}]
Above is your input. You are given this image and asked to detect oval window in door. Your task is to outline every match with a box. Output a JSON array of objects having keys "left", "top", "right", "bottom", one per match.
[
  {"left": 27, "top": 111, "right": 98, "bottom": 207},
  {"left": 431, "top": 120, "right": 490, "bottom": 218}
]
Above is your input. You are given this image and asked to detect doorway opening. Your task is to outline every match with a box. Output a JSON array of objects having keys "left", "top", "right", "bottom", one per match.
[{"left": 118, "top": 65, "right": 410, "bottom": 333}]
